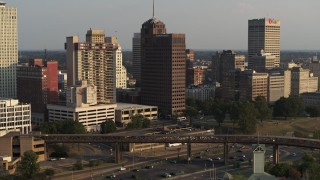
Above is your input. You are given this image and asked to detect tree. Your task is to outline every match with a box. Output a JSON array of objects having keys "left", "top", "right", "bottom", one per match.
[
  {"left": 254, "top": 96, "right": 272, "bottom": 122},
  {"left": 214, "top": 108, "right": 225, "bottom": 127},
  {"left": 229, "top": 102, "right": 240, "bottom": 128},
  {"left": 274, "top": 96, "right": 304, "bottom": 119},
  {"left": 100, "top": 120, "right": 117, "bottom": 134},
  {"left": 126, "top": 114, "right": 151, "bottom": 129},
  {"left": 238, "top": 102, "right": 257, "bottom": 134},
  {"left": 41, "top": 120, "right": 86, "bottom": 134},
  {"left": 44, "top": 168, "right": 55, "bottom": 179},
  {"left": 288, "top": 167, "right": 301, "bottom": 180},
  {"left": 50, "top": 144, "right": 69, "bottom": 158},
  {"left": 184, "top": 106, "right": 198, "bottom": 125},
  {"left": 306, "top": 105, "right": 320, "bottom": 117},
  {"left": 269, "top": 163, "right": 290, "bottom": 177},
  {"left": 19, "top": 150, "right": 40, "bottom": 179}
]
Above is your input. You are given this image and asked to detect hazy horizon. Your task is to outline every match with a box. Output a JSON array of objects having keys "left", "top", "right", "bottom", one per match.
[{"left": 7, "top": 0, "right": 320, "bottom": 51}]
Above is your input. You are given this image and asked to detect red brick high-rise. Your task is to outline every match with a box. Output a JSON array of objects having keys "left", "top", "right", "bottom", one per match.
[
  {"left": 17, "top": 59, "right": 58, "bottom": 126},
  {"left": 140, "top": 15, "right": 186, "bottom": 116}
]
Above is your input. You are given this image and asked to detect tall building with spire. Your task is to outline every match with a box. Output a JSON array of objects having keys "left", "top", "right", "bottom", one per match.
[
  {"left": 0, "top": 2, "right": 18, "bottom": 98},
  {"left": 248, "top": 18, "right": 280, "bottom": 69},
  {"left": 140, "top": 2, "right": 186, "bottom": 116},
  {"left": 65, "top": 29, "right": 116, "bottom": 104}
]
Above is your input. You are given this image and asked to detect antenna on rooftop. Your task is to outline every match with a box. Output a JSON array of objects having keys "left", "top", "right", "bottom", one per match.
[
  {"left": 153, "top": 0, "right": 155, "bottom": 18},
  {"left": 44, "top": 49, "right": 47, "bottom": 62}
]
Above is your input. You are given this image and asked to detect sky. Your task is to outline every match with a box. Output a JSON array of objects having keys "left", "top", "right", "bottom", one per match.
[{"left": 6, "top": 0, "right": 320, "bottom": 51}]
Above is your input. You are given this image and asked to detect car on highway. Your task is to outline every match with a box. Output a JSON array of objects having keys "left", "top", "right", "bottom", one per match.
[
  {"left": 291, "top": 153, "right": 297, "bottom": 157},
  {"left": 119, "top": 167, "right": 126, "bottom": 171},
  {"left": 162, "top": 173, "right": 171, "bottom": 178},
  {"left": 207, "top": 158, "right": 213, "bottom": 162},
  {"left": 170, "top": 160, "right": 177, "bottom": 164},
  {"left": 106, "top": 174, "right": 116, "bottom": 179},
  {"left": 145, "top": 165, "right": 154, "bottom": 169},
  {"left": 132, "top": 169, "right": 140, "bottom": 172},
  {"left": 214, "top": 157, "right": 221, "bottom": 161},
  {"left": 229, "top": 156, "right": 236, "bottom": 160}
]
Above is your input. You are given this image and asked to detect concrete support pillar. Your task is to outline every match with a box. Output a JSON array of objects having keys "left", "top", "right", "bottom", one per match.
[
  {"left": 115, "top": 143, "right": 121, "bottom": 164},
  {"left": 224, "top": 142, "right": 229, "bottom": 165},
  {"left": 187, "top": 142, "right": 191, "bottom": 163},
  {"left": 273, "top": 144, "right": 279, "bottom": 164}
]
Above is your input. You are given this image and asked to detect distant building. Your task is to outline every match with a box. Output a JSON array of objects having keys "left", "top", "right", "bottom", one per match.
[
  {"left": 0, "top": 2, "right": 18, "bottom": 98},
  {"left": 239, "top": 70, "right": 268, "bottom": 101},
  {"left": 221, "top": 70, "right": 241, "bottom": 101},
  {"left": 17, "top": 59, "right": 59, "bottom": 126},
  {"left": 186, "top": 85, "right": 215, "bottom": 102},
  {"left": 300, "top": 92, "right": 320, "bottom": 106},
  {"left": 186, "top": 66, "right": 207, "bottom": 86},
  {"left": 251, "top": 50, "right": 276, "bottom": 72},
  {"left": 248, "top": 18, "right": 280, "bottom": 69},
  {"left": 0, "top": 132, "right": 46, "bottom": 174},
  {"left": 58, "top": 70, "right": 68, "bottom": 101},
  {"left": 116, "top": 88, "right": 141, "bottom": 104},
  {"left": 268, "top": 70, "right": 291, "bottom": 103},
  {"left": 132, "top": 33, "right": 141, "bottom": 87},
  {"left": 213, "top": 50, "right": 245, "bottom": 84},
  {"left": 0, "top": 99, "right": 31, "bottom": 136},
  {"left": 140, "top": 15, "right": 186, "bottom": 116},
  {"left": 106, "top": 36, "right": 127, "bottom": 89},
  {"left": 65, "top": 29, "right": 116, "bottom": 104},
  {"left": 115, "top": 103, "right": 158, "bottom": 126},
  {"left": 291, "top": 67, "right": 318, "bottom": 95},
  {"left": 309, "top": 61, "right": 320, "bottom": 90},
  {"left": 47, "top": 81, "right": 116, "bottom": 132},
  {"left": 280, "top": 60, "right": 301, "bottom": 70}
]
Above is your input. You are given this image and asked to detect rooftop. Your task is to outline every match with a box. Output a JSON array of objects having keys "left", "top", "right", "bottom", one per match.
[{"left": 116, "top": 103, "right": 157, "bottom": 110}]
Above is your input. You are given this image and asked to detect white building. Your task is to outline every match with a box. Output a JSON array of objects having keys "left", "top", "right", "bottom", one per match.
[
  {"left": 106, "top": 36, "right": 127, "bottom": 89},
  {"left": 47, "top": 81, "right": 116, "bottom": 132},
  {"left": 249, "top": 144, "right": 275, "bottom": 180},
  {"left": 0, "top": 99, "right": 31, "bottom": 136},
  {"left": 115, "top": 103, "right": 158, "bottom": 125},
  {"left": 0, "top": 2, "right": 18, "bottom": 98},
  {"left": 186, "top": 85, "right": 215, "bottom": 102}
]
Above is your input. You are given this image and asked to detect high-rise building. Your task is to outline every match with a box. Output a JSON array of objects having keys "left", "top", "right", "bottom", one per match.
[
  {"left": 186, "top": 66, "right": 207, "bottom": 86},
  {"left": 65, "top": 29, "right": 116, "bottom": 104},
  {"left": 140, "top": 15, "right": 186, "bottom": 116},
  {"left": 0, "top": 99, "right": 31, "bottom": 136},
  {"left": 132, "top": 33, "right": 141, "bottom": 87},
  {"left": 239, "top": 70, "right": 269, "bottom": 101},
  {"left": 221, "top": 70, "right": 241, "bottom": 101},
  {"left": 213, "top": 50, "right": 245, "bottom": 84},
  {"left": 309, "top": 62, "right": 320, "bottom": 90},
  {"left": 268, "top": 70, "right": 291, "bottom": 103},
  {"left": 251, "top": 50, "right": 276, "bottom": 72},
  {"left": 186, "top": 49, "right": 194, "bottom": 69},
  {"left": 248, "top": 18, "right": 280, "bottom": 68},
  {"left": 0, "top": 2, "right": 18, "bottom": 98},
  {"left": 106, "top": 36, "right": 127, "bottom": 89},
  {"left": 291, "top": 67, "right": 318, "bottom": 95},
  {"left": 17, "top": 59, "right": 58, "bottom": 126}
]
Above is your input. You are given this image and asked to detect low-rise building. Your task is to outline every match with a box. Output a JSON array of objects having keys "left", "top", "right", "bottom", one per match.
[
  {"left": 268, "top": 70, "right": 291, "bottom": 103},
  {"left": 115, "top": 103, "right": 158, "bottom": 126},
  {"left": 0, "top": 132, "right": 46, "bottom": 174},
  {"left": 0, "top": 99, "right": 31, "bottom": 136},
  {"left": 300, "top": 92, "right": 320, "bottom": 106},
  {"left": 47, "top": 81, "right": 116, "bottom": 132},
  {"left": 186, "top": 85, "right": 215, "bottom": 102},
  {"left": 291, "top": 67, "right": 318, "bottom": 95},
  {"left": 239, "top": 70, "right": 269, "bottom": 101}
]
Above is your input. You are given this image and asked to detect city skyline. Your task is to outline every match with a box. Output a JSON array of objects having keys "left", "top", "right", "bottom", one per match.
[{"left": 7, "top": 0, "right": 320, "bottom": 51}]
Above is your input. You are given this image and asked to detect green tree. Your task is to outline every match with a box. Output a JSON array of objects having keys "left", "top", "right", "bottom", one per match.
[
  {"left": 238, "top": 102, "right": 257, "bottom": 134},
  {"left": 229, "top": 102, "right": 240, "bottom": 128},
  {"left": 50, "top": 144, "right": 69, "bottom": 158},
  {"left": 126, "top": 114, "right": 150, "bottom": 129},
  {"left": 274, "top": 96, "right": 304, "bottom": 119},
  {"left": 41, "top": 120, "right": 86, "bottom": 134},
  {"left": 214, "top": 108, "right": 225, "bottom": 127},
  {"left": 44, "top": 168, "right": 55, "bottom": 179},
  {"left": 306, "top": 105, "right": 320, "bottom": 117},
  {"left": 254, "top": 96, "right": 272, "bottom": 122},
  {"left": 19, "top": 150, "right": 40, "bottom": 179},
  {"left": 186, "top": 98, "right": 197, "bottom": 109},
  {"left": 73, "top": 160, "right": 83, "bottom": 171},
  {"left": 269, "top": 163, "right": 290, "bottom": 177},
  {"left": 100, "top": 120, "right": 117, "bottom": 134},
  {"left": 183, "top": 106, "right": 198, "bottom": 124}
]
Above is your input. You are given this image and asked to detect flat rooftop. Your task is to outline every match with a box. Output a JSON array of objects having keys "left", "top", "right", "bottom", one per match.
[{"left": 116, "top": 103, "right": 157, "bottom": 110}]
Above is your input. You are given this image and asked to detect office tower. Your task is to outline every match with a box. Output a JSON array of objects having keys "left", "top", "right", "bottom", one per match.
[
  {"left": 47, "top": 81, "right": 116, "bottom": 132},
  {"left": 186, "top": 49, "right": 194, "bottom": 69},
  {"left": 0, "top": 99, "right": 31, "bottom": 136},
  {"left": 251, "top": 50, "right": 276, "bottom": 72},
  {"left": 66, "top": 29, "right": 116, "bottom": 104},
  {"left": 291, "top": 67, "right": 318, "bottom": 95},
  {"left": 17, "top": 59, "right": 58, "bottom": 126},
  {"left": 248, "top": 18, "right": 280, "bottom": 68},
  {"left": 0, "top": 2, "right": 17, "bottom": 98},
  {"left": 106, "top": 36, "right": 127, "bottom": 89},
  {"left": 186, "top": 66, "right": 207, "bottom": 86},
  {"left": 239, "top": 70, "right": 269, "bottom": 101},
  {"left": 132, "top": 33, "right": 141, "bottom": 87},
  {"left": 309, "top": 62, "right": 320, "bottom": 90},
  {"left": 268, "top": 70, "right": 291, "bottom": 103},
  {"left": 186, "top": 85, "right": 215, "bottom": 102},
  {"left": 221, "top": 70, "right": 241, "bottom": 100},
  {"left": 140, "top": 15, "right": 186, "bottom": 116},
  {"left": 58, "top": 70, "right": 68, "bottom": 100},
  {"left": 186, "top": 49, "right": 195, "bottom": 86},
  {"left": 213, "top": 50, "right": 245, "bottom": 84}
]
